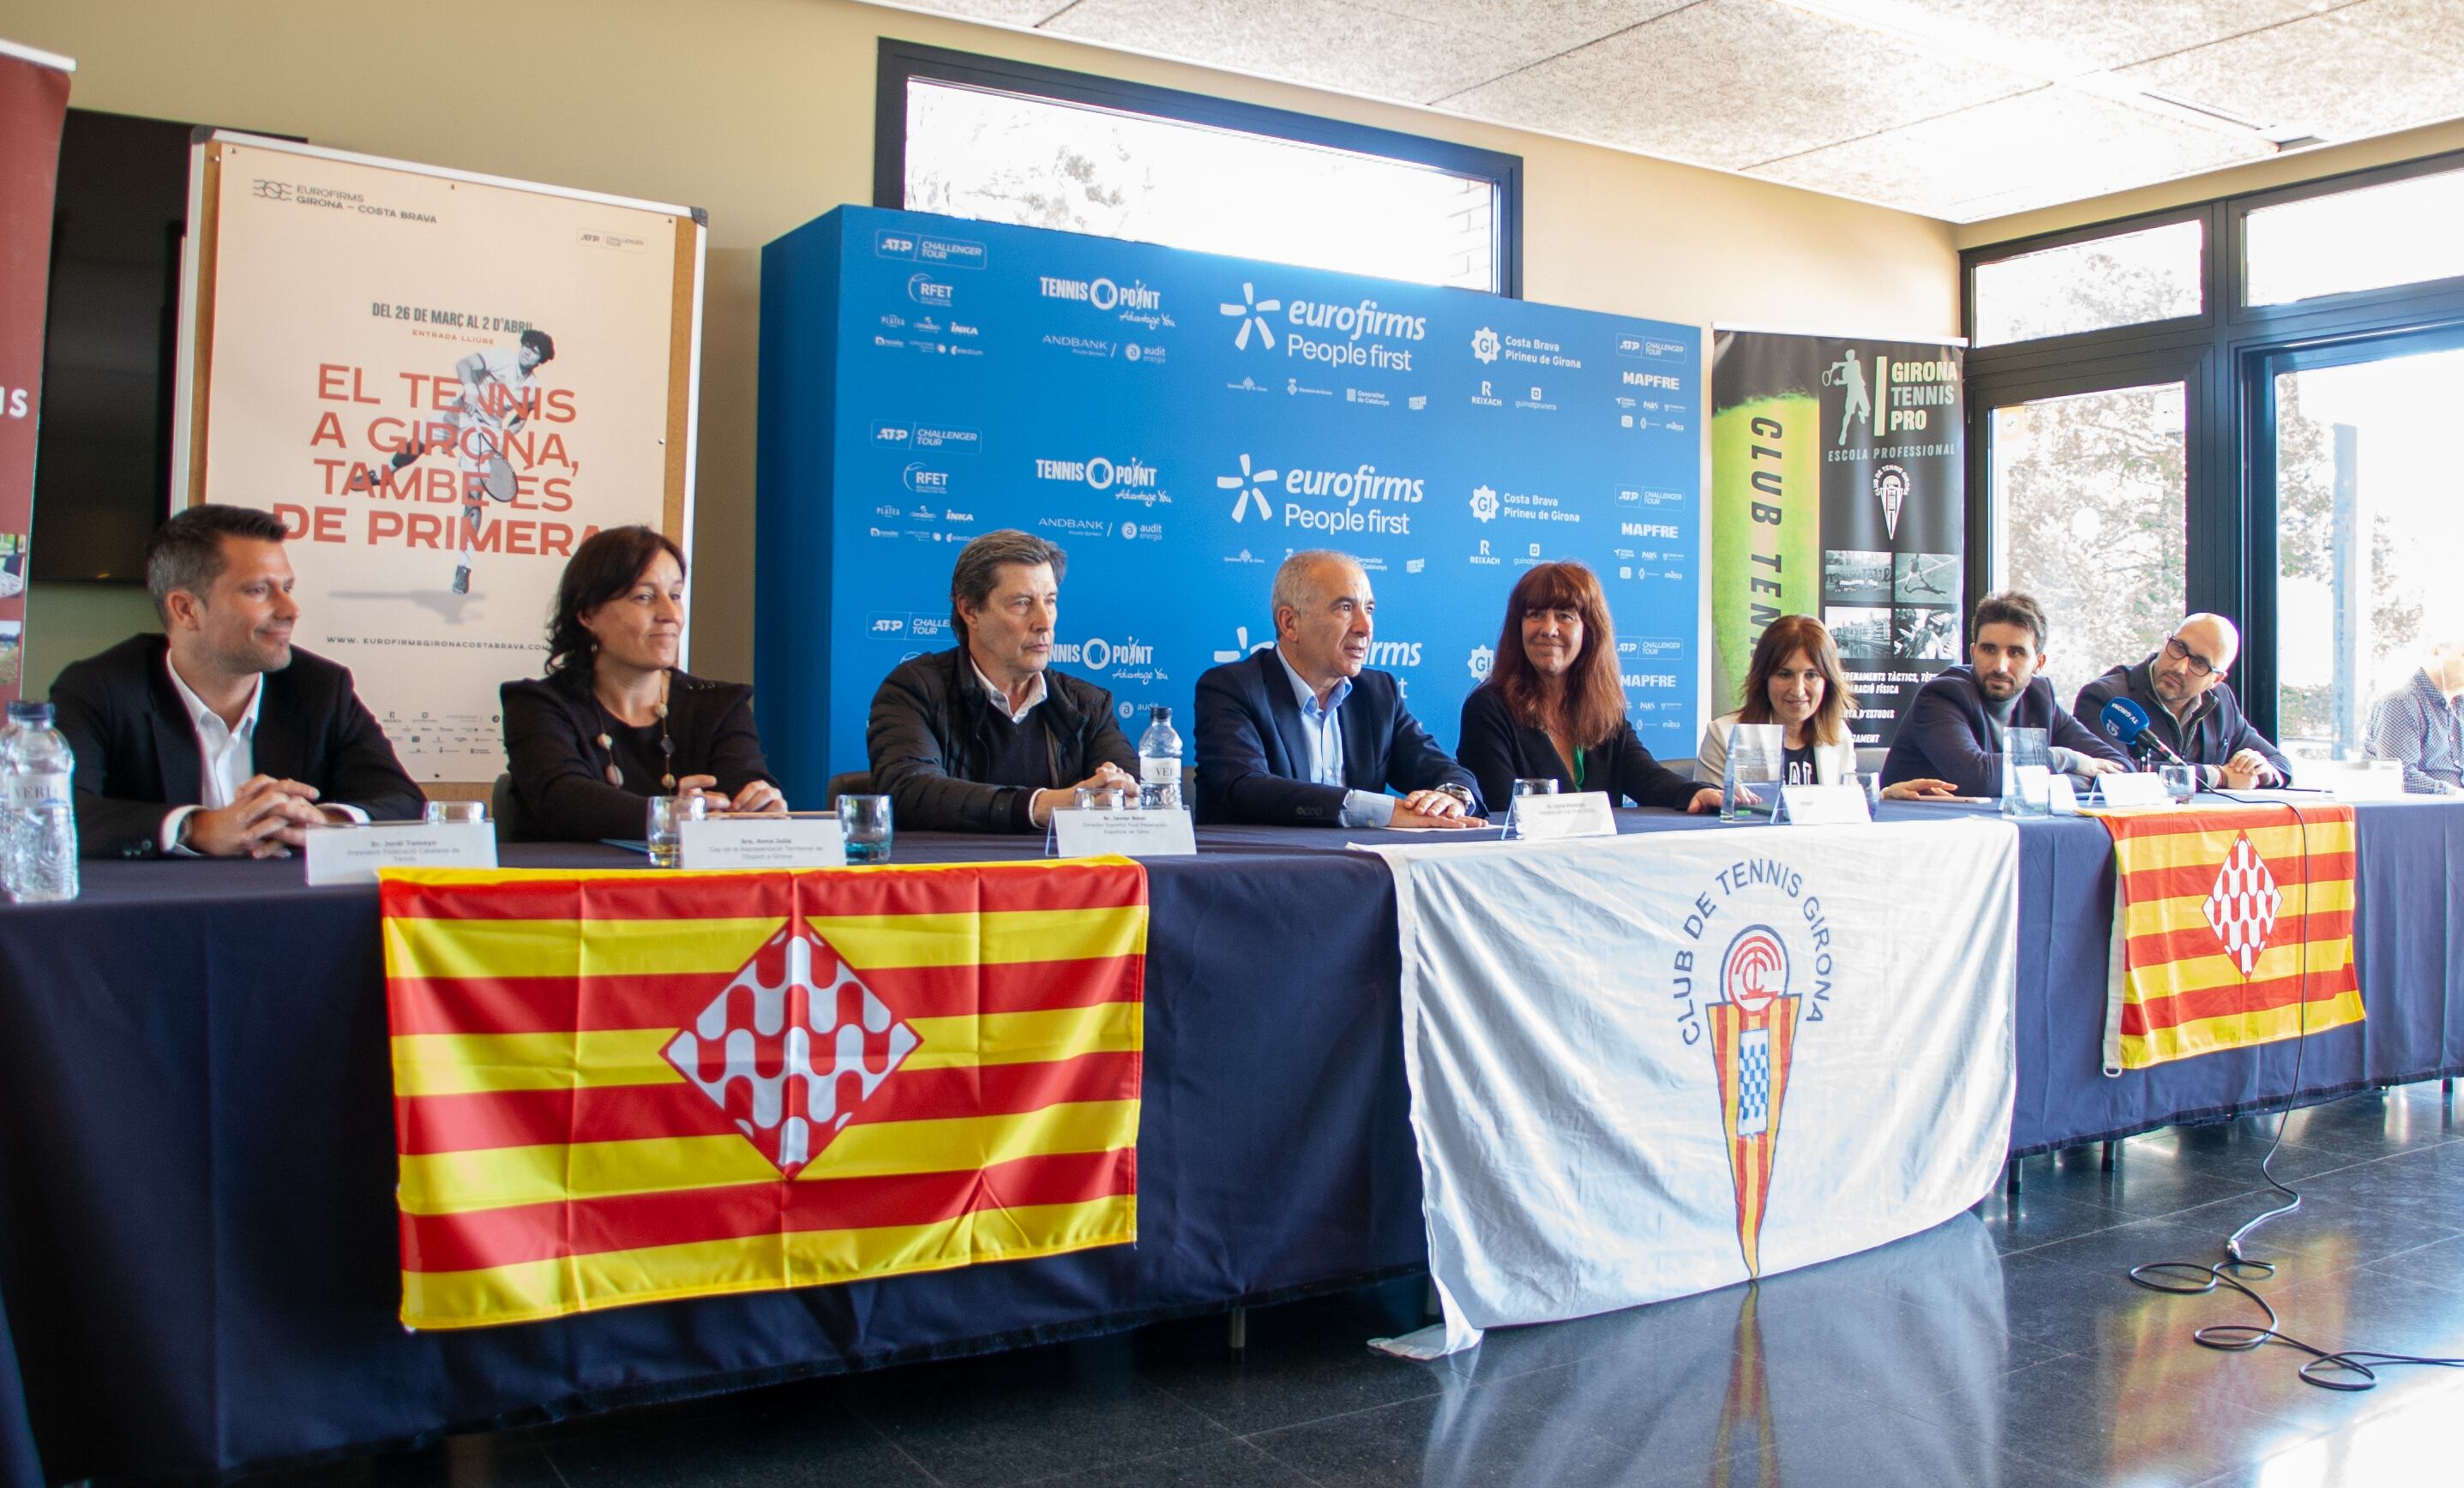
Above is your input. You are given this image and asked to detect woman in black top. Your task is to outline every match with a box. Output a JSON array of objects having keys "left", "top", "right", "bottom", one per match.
[
  {"left": 1457, "top": 561, "right": 1720, "bottom": 814},
  {"left": 501, "top": 525, "right": 785, "bottom": 840}
]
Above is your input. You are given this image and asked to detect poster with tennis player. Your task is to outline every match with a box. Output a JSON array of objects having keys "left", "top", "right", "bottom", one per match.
[{"left": 174, "top": 132, "right": 701, "bottom": 781}]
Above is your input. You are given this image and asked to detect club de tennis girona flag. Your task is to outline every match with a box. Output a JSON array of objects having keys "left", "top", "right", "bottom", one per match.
[
  {"left": 382, "top": 858, "right": 1146, "bottom": 1329},
  {"left": 2097, "top": 802, "right": 2361, "bottom": 1071}
]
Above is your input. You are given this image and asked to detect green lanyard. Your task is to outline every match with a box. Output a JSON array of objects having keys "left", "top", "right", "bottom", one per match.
[{"left": 1571, "top": 745, "right": 1586, "bottom": 790}]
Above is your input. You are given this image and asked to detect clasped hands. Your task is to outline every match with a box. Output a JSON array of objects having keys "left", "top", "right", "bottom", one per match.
[
  {"left": 676, "top": 775, "right": 788, "bottom": 814},
  {"left": 182, "top": 775, "right": 354, "bottom": 858}
]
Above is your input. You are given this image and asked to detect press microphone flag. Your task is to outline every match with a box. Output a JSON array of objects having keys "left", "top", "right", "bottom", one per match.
[{"left": 2099, "top": 697, "right": 2189, "bottom": 767}]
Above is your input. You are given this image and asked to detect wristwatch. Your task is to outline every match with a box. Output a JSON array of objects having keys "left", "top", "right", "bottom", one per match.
[{"left": 1433, "top": 783, "right": 1475, "bottom": 811}]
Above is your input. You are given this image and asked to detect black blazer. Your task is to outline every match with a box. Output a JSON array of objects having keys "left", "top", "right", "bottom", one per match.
[
  {"left": 50, "top": 633, "right": 424, "bottom": 859},
  {"left": 1880, "top": 664, "right": 2130, "bottom": 795},
  {"left": 501, "top": 670, "right": 778, "bottom": 842},
  {"left": 1457, "top": 683, "right": 1701, "bottom": 813},
  {"left": 866, "top": 648, "right": 1137, "bottom": 833},
  {"left": 1193, "top": 647, "right": 1481, "bottom": 825}
]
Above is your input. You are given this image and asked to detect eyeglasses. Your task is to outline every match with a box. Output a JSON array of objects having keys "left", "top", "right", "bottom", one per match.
[{"left": 2163, "top": 636, "right": 2225, "bottom": 679}]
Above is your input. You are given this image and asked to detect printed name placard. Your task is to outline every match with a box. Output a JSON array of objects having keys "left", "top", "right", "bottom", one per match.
[
  {"left": 1775, "top": 784, "right": 1872, "bottom": 825},
  {"left": 1509, "top": 791, "right": 1619, "bottom": 841},
  {"left": 1050, "top": 808, "right": 1198, "bottom": 859},
  {"left": 305, "top": 821, "right": 497, "bottom": 885},
  {"left": 2094, "top": 773, "right": 2172, "bottom": 808},
  {"left": 679, "top": 816, "right": 848, "bottom": 869},
  {"left": 2046, "top": 776, "right": 2082, "bottom": 816}
]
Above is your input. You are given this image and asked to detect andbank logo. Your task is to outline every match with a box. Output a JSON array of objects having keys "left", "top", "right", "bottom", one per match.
[
  {"left": 1218, "top": 453, "right": 1278, "bottom": 523},
  {"left": 1035, "top": 454, "right": 1158, "bottom": 493},
  {"left": 1221, "top": 283, "right": 1281, "bottom": 351}
]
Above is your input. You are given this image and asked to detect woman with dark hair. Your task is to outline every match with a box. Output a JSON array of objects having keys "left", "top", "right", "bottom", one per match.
[
  {"left": 500, "top": 525, "right": 785, "bottom": 840},
  {"left": 1698, "top": 615, "right": 1956, "bottom": 797},
  {"left": 1457, "top": 561, "right": 1720, "bottom": 813}
]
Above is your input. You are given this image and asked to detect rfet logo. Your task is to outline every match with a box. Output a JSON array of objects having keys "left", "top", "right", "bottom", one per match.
[{"left": 1671, "top": 858, "right": 1836, "bottom": 1276}]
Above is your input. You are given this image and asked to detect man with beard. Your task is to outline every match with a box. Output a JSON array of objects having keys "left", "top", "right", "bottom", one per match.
[
  {"left": 1881, "top": 590, "right": 2130, "bottom": 796},
  {"left": 2074, "top": 614, "right": 2289, "bottom": 789},
  {"left": 50, "top": 504, "right": 424, "bottom": 857}
]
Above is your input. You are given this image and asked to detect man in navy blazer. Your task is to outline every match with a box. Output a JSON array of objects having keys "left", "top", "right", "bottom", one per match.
[
  {"left": 1881, "top": 590, "right": 2131, "bottom": 796},
  {"left": 1195, "top": 550, "right": 1483, "bottom": 827}
]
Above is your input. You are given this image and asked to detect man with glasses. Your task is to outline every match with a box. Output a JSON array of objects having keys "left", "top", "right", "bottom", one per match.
[{"left": 2074, "top": 614, "right": 2290, "bottom": 789}]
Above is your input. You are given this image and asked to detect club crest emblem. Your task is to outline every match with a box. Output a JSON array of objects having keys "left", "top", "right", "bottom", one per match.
[{"left": 1706, "top": 925, "right": 1804, "bottom": 1276}]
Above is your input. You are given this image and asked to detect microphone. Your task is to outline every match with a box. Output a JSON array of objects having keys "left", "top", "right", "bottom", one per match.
[{"left": 2099, "top": 698, "right": 2191, "bottom": 769}]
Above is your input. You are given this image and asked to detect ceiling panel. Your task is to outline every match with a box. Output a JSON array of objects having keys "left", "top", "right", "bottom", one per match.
[
  {"left": 1442, "top": 0, "right": 2039, "bottom": 171},
  {"left": 1038, "top": 0, "right": 1551, "bottom": 104},
  {"left": 1822, "top": 0, "right": 2319, "bottom": 72},
  {"left": 1747, "top": 83, "right": 2270, "bottom": 219},
  {"left": 2118, "top": 9, "right": 2464, "bottom": 142},
  {"left": 889, "top": 0, "right": 1079, "bottom": 27},
  {"left": 2311, "top": 0, "right": 2464, "bottom": 67}
]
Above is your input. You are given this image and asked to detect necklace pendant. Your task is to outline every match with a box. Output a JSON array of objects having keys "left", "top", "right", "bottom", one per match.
[{"left": 660, "top": 773, "right": 676, "bottom": 791}]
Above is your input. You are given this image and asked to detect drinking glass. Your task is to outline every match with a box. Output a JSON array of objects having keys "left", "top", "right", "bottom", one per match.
[
  {"left": 2159, "top": 763, "right": 2199, "bottom": 804},
  {"left": 1722, "top": 723, "right": 1784, "bottom": 822},
  {"left": 838, "top": 793, "right": 893, "bottom": 864},
  {"left": 1505, "top": 777, "right": 1559, "bottom": 840},
  {"left": 2001, "top": 727, "right": 2052, "bottom": 819},
  {"left": 646, "top": 792, "right": 706, "bottom": 868},
  {"left": 1073, "top": 784, "right": 1129, "bottom": 813},
  {"left": 423, "top": 800, "right": 484, "bottom": 826}
]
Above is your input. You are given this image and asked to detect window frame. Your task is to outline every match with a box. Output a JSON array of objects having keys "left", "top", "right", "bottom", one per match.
[
  {"left": 1961, "top": 146, "right": 2464, "bottom": 738},
  {"left": 874, "top": 39, "right": 1525, "bottom": 297}
]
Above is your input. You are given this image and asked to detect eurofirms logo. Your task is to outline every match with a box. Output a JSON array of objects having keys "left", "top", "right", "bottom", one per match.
[
  {"left": 1034, "top": 454, "right": 1159, "bottom": 495},
  {"left": 1217, "top": 451, "right": 1425, "bottom": 535},
  {"left": 1222, "top": 282, "right": 1427, "bottom": 371}
]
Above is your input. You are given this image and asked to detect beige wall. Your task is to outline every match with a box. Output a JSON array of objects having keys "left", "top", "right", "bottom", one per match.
[{"left": 10, "top": 0, "right": 1964, "bottom": 691}]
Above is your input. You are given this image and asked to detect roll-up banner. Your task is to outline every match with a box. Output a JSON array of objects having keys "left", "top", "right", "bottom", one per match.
[
  {"left": 173, "top": 132, "right": 706, "bottom": 784},
  {"left": 1710, "top": 330, "right": 1964, "bottom": 748},
  {"left": 0, "top": 39, "right": 75, "bottom": 705}
]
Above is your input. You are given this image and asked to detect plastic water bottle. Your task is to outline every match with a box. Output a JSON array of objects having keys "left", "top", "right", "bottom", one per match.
[
  {"left": 4, "top": 700, "right": 78, "bottom": 903},
  {"left": 1137, "top": 705, "right": 1182, "bottom": 809}
]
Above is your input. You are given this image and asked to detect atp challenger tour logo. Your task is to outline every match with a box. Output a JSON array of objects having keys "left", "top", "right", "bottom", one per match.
[{"left": 1669, "top": 856, "right": 1838, "bottom": 1275}]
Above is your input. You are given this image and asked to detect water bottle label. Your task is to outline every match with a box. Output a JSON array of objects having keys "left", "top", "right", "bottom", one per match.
[
  {"left": 5, "top": 772, "right": 69, "bottom": 810},
  {"left": 1141, "top": 757, "right": 1181, "bottom": 785}
]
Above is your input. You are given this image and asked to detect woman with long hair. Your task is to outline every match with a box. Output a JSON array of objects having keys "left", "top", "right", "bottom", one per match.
[
  {"left": 1698, "top": 614, "right": 1955, "bottom": 797},
  {"left": 1457, "top": 561, "right": 1720, "bottom": 813},
  {"left": 500, "top": 525, "right": 785, "bottom": 839}
]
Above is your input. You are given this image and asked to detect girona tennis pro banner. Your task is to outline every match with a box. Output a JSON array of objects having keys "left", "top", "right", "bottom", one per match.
[
  {"left": 1365, "top": 821, "right": 2016, "bottom": 1357},
  {"left": 176, "top": 132, "right": 704, "bottom": 783},
  {"left": 0, "top": 40, "right": 73, "bottom": 703},
  {"left": 382, "top": 858, "right": 1145, "bottom": 1329},
  {"left": 2095, "top": 802, "right": 2362, "bottom": 1071},
  {"left": 1710, "top": 330, "right": 1964, "bottom": 749}
]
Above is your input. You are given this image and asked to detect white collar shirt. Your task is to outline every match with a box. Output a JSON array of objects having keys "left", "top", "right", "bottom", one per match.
[{"left": 971, "top": 657, "right": 1048, "bottom": 725}]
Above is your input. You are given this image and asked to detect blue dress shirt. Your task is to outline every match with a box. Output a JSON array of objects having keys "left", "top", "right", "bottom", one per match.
[{"left": 1275, "top": 650, "right": 1396, "bottom": 827}]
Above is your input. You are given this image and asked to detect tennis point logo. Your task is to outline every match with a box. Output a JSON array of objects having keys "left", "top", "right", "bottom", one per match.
[
  {"left": 662, "top": 927, "right": 920, "bottom": 1177},
  {"left": 1051, "top": 635, "right": 1156, "bottom": 671},
  {"left": 1035, "top": 454, "right": 1159, "bottom": 494},
  {"left": 1221, "top": 283, "right": 1427, "bottom": 370},
  {"left": 1040, "top": 274, "right": 1162, "bottom": 314},
  {"left": 1217, "top": 451, "right": 1425, "bottom": 534}
]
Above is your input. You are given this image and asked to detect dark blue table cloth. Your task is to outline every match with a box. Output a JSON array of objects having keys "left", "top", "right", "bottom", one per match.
[{"left": 0, "top": 801, "right": 2456, "bottom": 1483}]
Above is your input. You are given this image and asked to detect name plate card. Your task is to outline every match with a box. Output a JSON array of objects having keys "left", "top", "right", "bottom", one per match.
[
  {"left": 2046, "top": 776, "right": 2082, "bottom": 816},
  {"left": 305, "top": 821, "right": 497, "bottom": 885},
  {"left": 1510, "top": 791, "right": 1618, "bottom": 841},
  {"left": 1050, "top": 808, "right": 1198, "bottom": 859},
  {"left": 679, "top": 816, "right": 848, "bottom": 869},
  {"left": 2094, "top": 772, "right": 2173, "bottom": 808},
  {"left": 1775, "top": 784, "right": 1872, "bottom": 826}
]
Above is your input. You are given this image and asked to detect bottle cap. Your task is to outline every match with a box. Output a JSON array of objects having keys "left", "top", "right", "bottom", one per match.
[{"left": 1150, "top": 705, "right": 1169, "bottom": 723}]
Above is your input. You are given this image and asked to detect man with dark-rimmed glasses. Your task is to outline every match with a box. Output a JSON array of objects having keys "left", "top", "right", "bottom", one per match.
[{"left": 2075, "top": 614, "right": 2291, "bottom": 789}]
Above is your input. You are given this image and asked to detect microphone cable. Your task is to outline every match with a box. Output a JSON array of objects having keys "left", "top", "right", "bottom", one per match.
[{"left": 2124, "top": 794, "right": 2464, "bottom": 1389}]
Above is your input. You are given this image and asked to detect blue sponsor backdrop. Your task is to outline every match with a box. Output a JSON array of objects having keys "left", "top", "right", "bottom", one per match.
[{"left": 755, "top": 206, "right": 1700, "bottom": 804}]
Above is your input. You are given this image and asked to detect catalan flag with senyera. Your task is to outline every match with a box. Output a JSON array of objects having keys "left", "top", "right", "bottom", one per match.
[
  {"left": 2094, "top": 801, "right": 2361, "bottom": 1070},
  {"left": 382, "top": 857, "right": 1145, "bottom": 1329}
]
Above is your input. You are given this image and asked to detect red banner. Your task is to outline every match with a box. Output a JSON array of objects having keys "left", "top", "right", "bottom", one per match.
[{"left": 0, "top": 43, "right": 72, "bottom": 704}]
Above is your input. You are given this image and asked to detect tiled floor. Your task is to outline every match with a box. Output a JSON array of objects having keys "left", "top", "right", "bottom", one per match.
[{"left": 282, "top": 1082, "right": 2464, "bottom": 1488}]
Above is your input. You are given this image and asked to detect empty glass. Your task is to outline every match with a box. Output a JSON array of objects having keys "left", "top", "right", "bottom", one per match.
[
  {"left": 838, "top": 793, "right": 893, "bottom": 863},
  {"left": 646, "top": 792, "right": 706, "bottom": 868},
  {"left": 1073, "top": 783, "right": 1130, "bottom": 812},
  {"left": 2159, "top": 763, "right": 2199, "bottom": 803},
  {"left": 423, "top": 800, "right": 484, "bottom": 826},
  {"left": 1722, "top": 723, "right": 1784, "bottom": 822},
  {"left": 1505, "top": 777, "right": 1559, "bottom": 840},
  {"left": 2001, "top": 727, "right": 2052, "bottom": 819}
]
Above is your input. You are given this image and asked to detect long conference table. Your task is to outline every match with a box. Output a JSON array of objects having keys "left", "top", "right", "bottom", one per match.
[{"left": 1, "top": 800, "right": 2459, "bottom": 1485}]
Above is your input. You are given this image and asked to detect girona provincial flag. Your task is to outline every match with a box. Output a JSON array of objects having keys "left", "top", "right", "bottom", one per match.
[
  {"left": 2095, "top": 802, "right": 2361, "bottom": 1070},
  {"left": 381, "top": 858, "right": 1145, "bottom": 1329}
]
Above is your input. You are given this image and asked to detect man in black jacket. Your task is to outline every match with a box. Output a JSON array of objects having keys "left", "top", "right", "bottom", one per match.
[
  {"left": 867, "top": 530, "right": 1137, "bottom": 831},
  {"left": 51, "top": 504, "right": 424, "bottom": 858},
  {"left": 1880, "top": 590, "right": 2130, "bottom": 795},
  {"left": 1194, "top": 550, "right": 1481, "bottom": 827},
  {"left": 2074, "top": 614, "right": 2290, "bottom": 789}
]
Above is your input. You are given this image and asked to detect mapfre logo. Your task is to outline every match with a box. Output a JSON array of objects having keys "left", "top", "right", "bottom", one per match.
[
  {"left": 1034, "top": 455, "right": 1157, "bottom": 493},
  {"left": 1040, "top": 275, "right": 1162, "bottom": 313}
]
